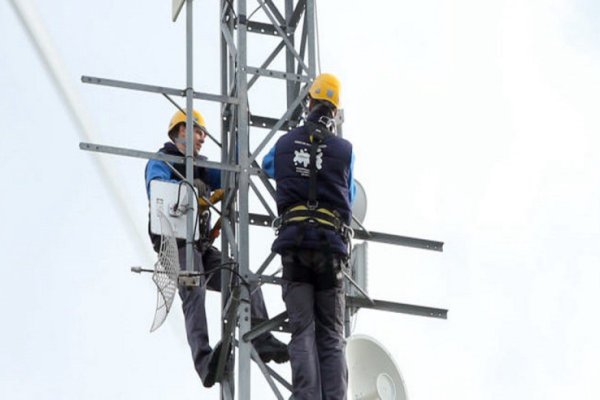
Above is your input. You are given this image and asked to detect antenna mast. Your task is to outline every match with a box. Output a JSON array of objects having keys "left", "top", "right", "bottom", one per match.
[{"left": 79, "top": 1, "right": 447, "bottom": 398}]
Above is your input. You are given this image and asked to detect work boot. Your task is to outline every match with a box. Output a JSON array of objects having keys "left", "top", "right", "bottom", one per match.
[
  {"left": 253, "top": 335, "right": 289, "bottom": 364},
  {"left": 202, "top": 341, "right": 231, "bottom": 388}
]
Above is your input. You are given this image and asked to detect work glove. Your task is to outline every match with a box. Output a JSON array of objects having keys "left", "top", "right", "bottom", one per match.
[
  {"left": 199, "top": 189, "right": 225, "bottom": 209},
  {"left": 209, "top": 189, "right": 224, "bottom": 204}
]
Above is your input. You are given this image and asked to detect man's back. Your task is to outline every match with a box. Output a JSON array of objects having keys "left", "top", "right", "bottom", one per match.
[
  {"left": 264, "top": 114, "right": 354, "bottom": 256},
  {"left": 273, "top": 124, "right": 353, "bottom": 221}
]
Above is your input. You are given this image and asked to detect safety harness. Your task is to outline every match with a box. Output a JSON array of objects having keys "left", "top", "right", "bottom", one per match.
[{"left": 273, "top": 118, "right": 353, "bottom": 248}]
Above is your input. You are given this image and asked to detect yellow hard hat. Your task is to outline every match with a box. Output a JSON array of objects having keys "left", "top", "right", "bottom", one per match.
[
  {"left": 309, "top": 73, "right": 341, "bottom": 109},
  {"left": 168, "top": 109, "right": 206, "bottom": 133}
]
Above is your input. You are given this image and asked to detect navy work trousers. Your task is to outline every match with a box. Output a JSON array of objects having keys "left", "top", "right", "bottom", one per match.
[
  {"left": 282, "top": 249, "right": 348, "bottom": 400},
  {"left": 178, "top": 245, "right": 270, "bottom": 382}
]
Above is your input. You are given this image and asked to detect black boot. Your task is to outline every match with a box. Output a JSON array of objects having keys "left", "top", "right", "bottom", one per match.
[
  {"left": 202, "top": 341, "right": 231, "bottom": 388},
  {"left": 253, "top": 335, "right": 289, "bottom": 364}
]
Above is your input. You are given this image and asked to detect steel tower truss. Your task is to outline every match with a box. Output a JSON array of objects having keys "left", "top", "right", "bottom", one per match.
[{"left": 79, "top": 1, "right": 447, "bottom": 399}]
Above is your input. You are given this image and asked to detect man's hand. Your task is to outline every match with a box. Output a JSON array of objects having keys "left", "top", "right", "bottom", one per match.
[
  {"left": 199, "top": 189, "right": 225, "bottom": 208},
  {"left": 193, "top": 179, "right": 210, "bottom": 198},
  {"left": 209, "top": 189, "right": 224, "bottom": 204}
]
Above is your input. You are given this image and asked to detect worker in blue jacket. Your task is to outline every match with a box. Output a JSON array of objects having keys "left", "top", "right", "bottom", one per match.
[
  {"left": 262, "top": 73, "right": 355, "bottom": 400},
  {"left": 146, "top": 109, "right": 288, "bottom": 388}
]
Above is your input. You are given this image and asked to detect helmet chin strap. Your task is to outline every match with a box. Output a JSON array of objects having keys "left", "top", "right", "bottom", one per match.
[
  {"left": 305, "top": 99, "right": 337, "bottom": 134},
  {"left": 318, "top": 115, "right": 337, "bottom": 134}
]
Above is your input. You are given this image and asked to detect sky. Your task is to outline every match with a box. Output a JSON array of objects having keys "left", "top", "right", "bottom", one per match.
[{"left": 1, "top": 0, "right": 600, "bottom": 399}]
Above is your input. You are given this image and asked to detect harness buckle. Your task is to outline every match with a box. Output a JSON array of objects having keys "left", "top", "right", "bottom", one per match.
[
  {"left": 272, "top": 215, "right": 282, "bottom": 231},
  {"left": 306, "top": 200, "right": 319, "bottom": 210}
]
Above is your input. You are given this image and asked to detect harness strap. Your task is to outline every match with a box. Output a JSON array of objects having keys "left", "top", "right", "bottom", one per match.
[
  {"left": 272, "top": 119, "right": 355, "bottom": 252},
  {"left": 280, "top": 205, "right": 342, "bottom": 230},
  {"left": 274, "top": 204, "right": 353, "bottom": 243},
  {"left": 307, "top": 121, "right": 330, "bottom": 206}
]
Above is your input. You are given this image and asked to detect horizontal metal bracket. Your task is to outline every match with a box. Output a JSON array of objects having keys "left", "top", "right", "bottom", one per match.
[
  {"left": 79, "top": 142, "right": 241, "bottom": 172},
  {"left": 244, "top": 213, "right": 444, "bottom": 251},
  {"left": 243, "top": 312, "right": 290, "bottom": 342},
  {"left": 346, "top": 296, "right": 448, "bottom": 319},
  {"left": 81, "top": 75, "right": 238, "bottom": 104},
  {"left": 255, "top": 274, "right": 285, "bottom": 286},
  {"left": 250, "top": 115, "right": 298, "bottom": 131},
  {"left": 246, "top": 21, "right": 284, "bottom": 36},
  {"left": 244, "top": 66, "right": 311, "bottom": 83},
  {"left": 242, "top": 295, "right": 447, "bottom": 343},
  {"left": 353, "top": 230, "right": 444, "bottom": 252}
]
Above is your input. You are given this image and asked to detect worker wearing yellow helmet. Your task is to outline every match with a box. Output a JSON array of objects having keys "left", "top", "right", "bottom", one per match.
[
  {"left": 145, "top": 107, "right": 289, "bottom": 388},
  {"left": 262, "top": 73, "right": 355, "bottom": 400},
  {"left": 166, "top": 109, "right": 208, "bottom": 157}
]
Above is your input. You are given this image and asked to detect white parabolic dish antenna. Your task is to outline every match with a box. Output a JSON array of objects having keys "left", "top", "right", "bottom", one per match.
[
  {"left": 346, "top": 334, "right": 408, "bottom": 400},
  {"left": 351, "top": 180, "right": 367, "bottom": 229}
]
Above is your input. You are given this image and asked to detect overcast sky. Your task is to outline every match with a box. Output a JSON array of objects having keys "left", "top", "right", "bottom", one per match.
[{"left": 1, "top": 1, "right": 600, "bottom": 399}]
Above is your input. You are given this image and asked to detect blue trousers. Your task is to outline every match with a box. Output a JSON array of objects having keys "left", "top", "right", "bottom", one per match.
[
  {"left": 282, "top": 250, "right": 348, "bottom": 400},
  {"left": 178, "top": 246, "right": 270, "bottom": 381}
]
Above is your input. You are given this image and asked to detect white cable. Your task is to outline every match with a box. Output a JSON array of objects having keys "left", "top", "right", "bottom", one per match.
[{"left": 8, "top": 0, "right": 153, "bottom": 267}]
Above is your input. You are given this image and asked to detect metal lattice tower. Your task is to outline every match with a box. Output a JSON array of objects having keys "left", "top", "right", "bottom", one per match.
[
  {"left": 219, "top": 2, "right": 320, "bottom": 396},
  {"left": 77, "top": 1, "right": 447, "bottom": 399}
]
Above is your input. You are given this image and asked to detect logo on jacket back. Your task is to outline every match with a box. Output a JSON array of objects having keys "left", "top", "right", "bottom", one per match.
[{"left": 293, "top": 147, "right": 323, "bottom": 177}]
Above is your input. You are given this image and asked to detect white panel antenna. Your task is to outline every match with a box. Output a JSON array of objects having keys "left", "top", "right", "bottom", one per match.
[
  {"left": 150, "top": 180, "right": 199, "bottom": 241},
  {"left": 349, "top": 242, "right": 368, "bottom": 299}
]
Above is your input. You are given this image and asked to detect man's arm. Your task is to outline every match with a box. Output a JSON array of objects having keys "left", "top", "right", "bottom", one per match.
[
  {"left": 348, "top": 150, "right": 356, "bottom": 205},
  {"left": 262, "top": 145, "right": 276, "bottom": 179},
  {"left": 145, "top": 159, "right": 176, "bottom": 198},
  {"left": 205, "top": 168, "right": 222, "bottom": 190}
]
